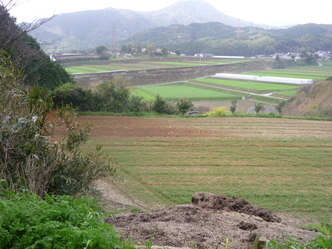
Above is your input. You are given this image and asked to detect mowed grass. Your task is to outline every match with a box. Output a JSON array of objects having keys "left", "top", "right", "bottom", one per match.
[
  {"left": 135, "top": 82, "right": 241, "bottom": 101},
  {"left": 82, "top": 116, "right": 332, "bottom": 224}
]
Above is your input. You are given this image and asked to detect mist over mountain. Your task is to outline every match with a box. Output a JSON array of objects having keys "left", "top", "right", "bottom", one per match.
[
  {"left": 138, "top": 0, "right": 258, "bottom": 27},
  {"left": 30, "top": 0, "right": 272, "bottom": 52}
]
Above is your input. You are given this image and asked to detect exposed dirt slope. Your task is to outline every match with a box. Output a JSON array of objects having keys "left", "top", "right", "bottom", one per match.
[{"left": 283, "top": 79, "right": 332, "bottom": 117}]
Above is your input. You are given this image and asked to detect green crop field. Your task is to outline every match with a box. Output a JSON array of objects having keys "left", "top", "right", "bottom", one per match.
[
  {"left": 277, "top": 90, "right": 298, "bottom": 96},
  {"left": 79, "top": 115, "right": 332, "bottom": 225},
  {"left": 194, "top": 78, "right": 299, "bottom": 91},
  {"left": 135, "top": 82, "right": 241, "bottom": 101}
]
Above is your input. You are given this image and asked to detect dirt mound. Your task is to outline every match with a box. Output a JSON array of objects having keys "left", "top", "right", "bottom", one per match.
[
  {"left": 191, "top": 192, "right": 281, "bottom": 223},
  {"left": 105, "top": 193, "right": 319, "bottom": 249}
]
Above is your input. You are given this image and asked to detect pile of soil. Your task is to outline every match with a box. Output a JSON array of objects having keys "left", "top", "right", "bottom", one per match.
[
  {"left": 191, "top": 192, "right": 281, "bottom": 223},
  {"left": 105, "top": 192, "right": 319, "bottom": 249}
]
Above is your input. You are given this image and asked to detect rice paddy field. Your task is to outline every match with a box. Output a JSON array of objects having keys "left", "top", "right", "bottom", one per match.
[
  {"left": 78, "top": 115, "right": 332, "bottom": 225},
  {"left": 132, "top": 61, "right": 332, "bottom": 104}
]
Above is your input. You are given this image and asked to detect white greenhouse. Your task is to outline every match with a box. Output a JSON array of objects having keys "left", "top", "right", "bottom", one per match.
[{"left": 214, "top": 73, "right": 313, "bottom": 84}]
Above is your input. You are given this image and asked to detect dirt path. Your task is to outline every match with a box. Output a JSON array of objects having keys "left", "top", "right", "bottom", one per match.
[{"left": 94, "top": 178, "right": 147, "bottom": 211}]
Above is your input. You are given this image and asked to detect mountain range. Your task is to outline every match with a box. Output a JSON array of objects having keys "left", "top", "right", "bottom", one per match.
[{"left": 30, "top": 0, "right": 274, "bottom": 52}]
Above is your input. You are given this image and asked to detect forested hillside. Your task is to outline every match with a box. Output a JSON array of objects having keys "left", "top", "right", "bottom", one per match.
[
  {"left": 122, "top": 23, "right": 332, "bottom": 56},
  {"left": 0, "top": 5, "right": 72, "bottom": 89}
]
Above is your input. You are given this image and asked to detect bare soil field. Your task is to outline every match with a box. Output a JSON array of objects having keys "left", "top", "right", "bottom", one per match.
[
  {"left": 74, "top": 116, "right": 332, "bottom": 249},
  {"left": 80, "top": 115, "right": 332, "bottom": 140}
]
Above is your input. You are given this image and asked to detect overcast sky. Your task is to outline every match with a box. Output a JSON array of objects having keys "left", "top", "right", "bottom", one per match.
[{"left": 5, "top": 0, "right": 332, "bottom": 26}]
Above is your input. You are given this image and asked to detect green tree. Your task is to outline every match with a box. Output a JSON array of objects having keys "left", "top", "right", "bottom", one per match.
[
  {"left": 161, "top": 47, "right": 168, "bottom": 56},
  {"left": 177, "top": 98, "right": 193, "bottom": 115},
  {"left": 152, "top": 94, "right": 166, "bottom": 113},
  {"left": 96, "top": 45, "right": 108, "bottom": 55},
  {"left": 94, "top": 76, "right": 131, "bottom": 112},
  {"left": 147, "top": 45, "right": 156, "bottom": 56}
]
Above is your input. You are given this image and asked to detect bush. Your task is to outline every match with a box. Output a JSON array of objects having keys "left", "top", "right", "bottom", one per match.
[
  {"left": 205, "top": 106, "right": 227, "bottom": 117},
  {"left": 230, "top": 100, "right": 238, "bottom": 113},
  {"left": 94, "top": 77, "right": 131, "bottom": 112},
  {"left": 254, "top": 102, "right": 264, "bottom": 114},
  {"left": 0, "top": 52, "right": 116, "bottom": 197},
  {"left": 0, "top": 192, "right": 135, "bottom": 249}
]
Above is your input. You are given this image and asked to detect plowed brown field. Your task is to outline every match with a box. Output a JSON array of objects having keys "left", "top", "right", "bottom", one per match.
[{"left": 77, "top": 115, "right": 332, "bottom": 139}]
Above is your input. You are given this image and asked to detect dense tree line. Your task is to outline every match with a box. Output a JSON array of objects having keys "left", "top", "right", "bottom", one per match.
[{"left": 49, "top": 76, "right": 193, "bottom": 115}]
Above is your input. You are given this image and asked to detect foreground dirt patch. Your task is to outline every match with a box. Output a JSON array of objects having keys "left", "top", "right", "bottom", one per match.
[{"left": 105, "top": 192, "right": 319, "bottom": 249}]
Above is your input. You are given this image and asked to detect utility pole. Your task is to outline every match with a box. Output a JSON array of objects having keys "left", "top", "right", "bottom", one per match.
[{"left": 235, "top": 19, "right": 243, "bottom": 40}]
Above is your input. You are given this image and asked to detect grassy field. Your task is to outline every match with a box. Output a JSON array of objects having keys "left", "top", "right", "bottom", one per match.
[{"left": 79, "top": 115, "right": 332, "bottom": 225}]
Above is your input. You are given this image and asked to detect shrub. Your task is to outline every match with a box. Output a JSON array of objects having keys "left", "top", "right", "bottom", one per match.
[
  {"left": 254, "top": 102, "right": 264, "bottom": 114},
  {"left": 230, "top": 100, "right": 238, "bottom": 113},
  {"left": 205, "top": 106, "right": 227, "bottom": 117},
  {"left": 0, "top": 51, "right": 116, "bottom": 197},
  {"left": 0, "top": 192, "right": 135, "bottom": 249},
  {"left": 49, "top": 83, "right": 93, "bottom": 111}
]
